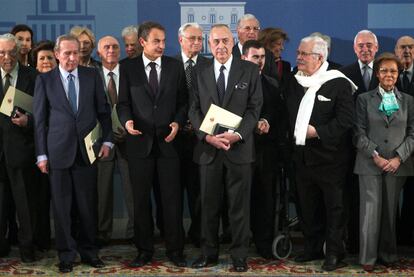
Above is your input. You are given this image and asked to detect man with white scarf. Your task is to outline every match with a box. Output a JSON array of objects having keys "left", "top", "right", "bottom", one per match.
[{"left": 285, "top": 36, "right": 356, "bottom": 271}]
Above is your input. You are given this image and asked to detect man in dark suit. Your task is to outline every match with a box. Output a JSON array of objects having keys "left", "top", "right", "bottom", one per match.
[
  {"left": 241, "top": 40, "right": 286, "bottom": 259},
  {"left": 395, "top": 35, "right": 414, "bottom": 245},
  {"left": 232, "top": 14, "right": 278, "bottom": 79},
  {"left": 117, "top": 21, "right": 188, "bottom": 268},
  {"left": 175, "top": 22, "right": 210, "bottom": 248},
  {"left": 286, "top": 36, "right": 355, "bottom": 271},
  {"left": 0, "top": 33, "right": 38, "bottom": 262},
  {"left": 189, "top": 24, "right": 262, "bottom": 272},
  {"left": 33, "top": 34, "right": 112, "bottom": 273},
  {"left": 95, "top": 36, "right": 134, "bottom": 245},
  {"left": 339, "top": 30, "right": 379, "bottom": 254}
]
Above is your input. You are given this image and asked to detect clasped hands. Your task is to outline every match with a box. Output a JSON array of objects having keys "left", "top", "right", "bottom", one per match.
[
  {"left": 373, "top": 155, "right": 401, "bottom": 174},
  {"left": 125, "top": 120, "right": 179, "bottom": 142},
  {"left": 205, "top": 132, "right": 240, "bottom": 151}
]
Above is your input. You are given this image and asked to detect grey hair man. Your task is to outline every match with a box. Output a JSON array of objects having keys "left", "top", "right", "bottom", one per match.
[{"left": 121, "top": 25, "right": 142, "bottom": 59}]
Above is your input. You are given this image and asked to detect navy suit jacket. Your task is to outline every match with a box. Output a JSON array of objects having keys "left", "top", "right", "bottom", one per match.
[
  {"left": 33, "top": 66, "right": 112, "bottom": 169},
  {"left": 339, "top": 61, "right": 379, "bottom": 97}
]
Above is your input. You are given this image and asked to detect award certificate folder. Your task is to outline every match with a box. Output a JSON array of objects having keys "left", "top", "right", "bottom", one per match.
[
  {"left": 0, "top": 86, "right": 33, "bottom": 116},
  {"left": 199, "top": 104, "right": 242, "bottom": 135},
  {"left": 84, "top": 122, "right": 102, "bottom": 164}
]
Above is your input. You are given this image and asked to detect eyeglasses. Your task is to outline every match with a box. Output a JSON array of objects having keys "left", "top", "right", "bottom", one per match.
[
  {"left": 296, "top": 50, "right": 319, "bottom": 57},
  {"left": 378, "top": 68, "right": 399, "bottom": 75},
  {"left": 240, "top": 26, "right": 260, "bottom": 32},
  {"left": 0, "top": 50, "right": 17, "bottom": 57},
  {"left": 183, "top": 36, "right": 203, "bottom": 42}
]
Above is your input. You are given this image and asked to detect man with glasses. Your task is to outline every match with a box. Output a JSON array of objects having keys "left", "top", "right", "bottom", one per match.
[
  {"left": 189, "top": 24, "right": 262, "bottom": 272},
  {"left": 233, "top": 14, "right": 278, "bottom": 79},
  {"left": 339, "top": 30, "right": 380, "bottom": 255},
  {"left": 0, "top": 33, "right": 38, "bottom": 263},
  {"left": 285, "top": 36, "right": 355, "bottom": 271},
  {"left": 175, "top": 22, "right": 210, "bottom": 248}
]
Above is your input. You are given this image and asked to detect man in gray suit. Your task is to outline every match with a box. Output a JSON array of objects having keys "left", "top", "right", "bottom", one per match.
[
  {"left": 96, "top": 36, "right": 134, "bottom": 245},
  {"left": 189, "top": 24, "right": 262, "bottom": 272}
]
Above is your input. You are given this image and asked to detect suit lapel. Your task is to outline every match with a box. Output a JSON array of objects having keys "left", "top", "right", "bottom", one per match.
[
  {"left": 388, "top": 89, "right": 403, "bottom": 123},
  {"left": 222, "top": 59, "right": 242, "bottom": 107},
  {"left": 157, "top": 56, "right": 168, "bottom": 103},
  {"left": 53, "top": 68, "right": 74, "bottom": 115},
  {"left": 370, "top": 88, "right": 388, "bottom": 123},
  {"left": 137, "top": 57, "right": 155, "bottom": 101},
  {"left": 204, "top": 63, "right": 219, "bottom": 105}
]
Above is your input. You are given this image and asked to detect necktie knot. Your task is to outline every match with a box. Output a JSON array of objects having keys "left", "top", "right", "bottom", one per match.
[
  {"left": 108, "top": 71, "right": 114, "bottom": 78},
  {"left": 220, "top": 65, "right": 226, "bottom": 73},
  {"left": 149, "top": 62, "right": 157, "bottom": 70},
  {"left": 187, "top": 59, "right": 194, "bottom": 67}
]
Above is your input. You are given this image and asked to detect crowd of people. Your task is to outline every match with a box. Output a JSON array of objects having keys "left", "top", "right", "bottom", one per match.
[{"left": 0, "top": 12, "right": 413, "bottom": 274}]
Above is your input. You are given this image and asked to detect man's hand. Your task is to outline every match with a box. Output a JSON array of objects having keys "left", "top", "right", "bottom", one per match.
[
  {"left": 306, "top": 124, "right": 318, "bottom": 138},
  {"left": 216, "top": 132, "right": 240, "bottom": 145},
  {"left": 37, "top": 160, "right": 48, "bottom": 174},
  {"left": 205, "top": 134, "right": 230, "bottom": 150},
  {"left": 165, "top": 122, "right": 179, "bottom": 142},
  {"left": 114, "top": 127, "right": 127, "bottom": 143},
  {"left": 11, "top": 111, "right": 28, "bottom": 127},
  {"left": 373, "top": 154, "right": 389, "bottom": 170},
  {"left": 125, "top": 120, "right": 142, "bottom": 136},
  {"left": 98, "top": 144, "right": 111, "bottom": 159},
  {"left": 383, "top": 157, "right": 401, "bottom": 174},
  {"left": 256, "top": 120, "right": 270, "bottom": 135}
]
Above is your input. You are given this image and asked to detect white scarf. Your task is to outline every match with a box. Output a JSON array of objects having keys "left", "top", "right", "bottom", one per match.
[{"left": 293, "top": 61, "right": 357, "bottom": 145}]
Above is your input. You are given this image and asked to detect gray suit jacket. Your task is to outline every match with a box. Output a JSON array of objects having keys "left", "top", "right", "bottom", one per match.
[{"left": 354, "top": 87, "right": 414, "bottom": 176}]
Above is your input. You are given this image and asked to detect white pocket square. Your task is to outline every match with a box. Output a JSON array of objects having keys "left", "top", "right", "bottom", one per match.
[{"left": 317, "top": 95, "right": 331, "bottom": 101}]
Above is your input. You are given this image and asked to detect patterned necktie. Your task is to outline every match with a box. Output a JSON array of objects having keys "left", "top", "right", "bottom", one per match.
[
  {"left": 362, "top": 64, "right": 371, "bottom": 90},
  {"left": 185, "top": 59, "right": 194, "bottom": 90},
  {"left": 217, "top": 65, "right": 226, "bottom": 105},
  {"left": 3, "top": 73, "right": 11, "bottom": 94},
  {"left": 68, "top": 74, "right": 77, "bottom": 113},
  {"left": 107, "top": 71, "right": 117, "bottom": 106},
  {"left": 403, "top": 70, "right": 410, "bottom": 92},
  {"left": 148, "top": 62, "right": 158, "bottom": 95}
]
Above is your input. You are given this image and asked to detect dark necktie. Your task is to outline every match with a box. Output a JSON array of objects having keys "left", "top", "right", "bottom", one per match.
[
  {"left": 68, "top": 74, "right": 77, "bottom": 113},
  {"left": 185, "top": 59, "right": 194, "bottom": 90},
  {"left": 3, "top": 73, "right": 11, "bottom": 94},
  {"left": 217, "top": 65, "right": 226, "bottom": 105},
  {"left": 277, "top": 60, "right": 283, "bottom": 80},
  {"left": 107, "top": 71, "right": 117, "bottom": 106},
  {"left": 403, "top": 70, "right": 410, "bottom": 92},
  {"left": 148, "top": 62, "right": 158, "bottom": 95},
  {"left": 362, "top": 64, "right": 370, "bottom": 90}
]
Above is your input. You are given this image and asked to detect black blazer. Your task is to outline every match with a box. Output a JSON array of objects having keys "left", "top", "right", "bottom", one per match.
[
  {"left": 117, "top": 55, "right": 188, "bottom": 159},
  {"left": 232, "top": 44, "right": 278, "bottom": 80},
  {"left": 339, "top": 61, "right": 379, "bottom": 97},
  {"left": 0, "top": 65, "right": 37, "bottom": 167},
  {"left": 33, "top": 66, "right": 113, "bottom": 169},
  {"left": 396, "top": 70, "right": 414, "bottom": 97},
  {"left": 189, "top": 57, "right": 263, "bottom": 165},
  {"left": 285, "top": 76, "right": 355, "bottom": 166}
]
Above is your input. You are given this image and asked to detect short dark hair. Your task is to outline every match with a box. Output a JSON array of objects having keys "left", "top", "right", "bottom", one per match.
[
  {"left": 31, "top": 40, "right": 55, "bottom": 68},
  {"left": 373, "top": 52, "right": 403, "bottom": 75},
  {"left": 242, "top": 40, "right": 264, "bottom": 56},
  {"left": 11, "top": 24, "right": 34, "bottom": 46},
  {"left": 138, "top": 21, "right": 165, "bottom": 41}
]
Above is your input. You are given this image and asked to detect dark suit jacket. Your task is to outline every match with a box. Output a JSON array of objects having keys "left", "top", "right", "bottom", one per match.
[
  {"left": 396, "top": 70, "right": 414, "bottom": 97},
  {"left": 33, "top": 66, "right": 113, "bottom": 169},
  {"left": 339, "top": 61, "right": 379, "bottom": 97},
  {"left": 189, "top": 57, "right": 263, "bottom": 165},
  {"left": 232, "top": 44, "right": 278, "bottom": 80},
  {"left": 285, "top": 76, "right": 355, "bottom": 166},
  {"left": 117, "top": 55, "right": 188, "bottom": 159},
  {"left": 0, "top": 64, "right": 37, "bottom": 167}
]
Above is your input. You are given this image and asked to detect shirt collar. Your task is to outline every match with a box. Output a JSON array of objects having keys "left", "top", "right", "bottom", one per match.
[
  {"left": 102, "top": 64, "right": 120, "bottom": 76},
  {"left": 379, "top": 85, "right": 394, "bottom": 96},
  {"left": 358, "top": 59, "right": 374, "bottom": 70},
  {"left": 181, "top": 51, "right": 198, "bottom": 65},
  {"left": 214, "top": 55, "right": 233, "bottom": 73},
  {"left": 142, "top": 53, "right": 161, "bottom": 68},
  {"left": 404, "top": 63, "right": 413, "bottom": 74},
  {"left": 1, "top": 63, "right": 19, "bottom": 81},
  {"left": 59, "top": 65, "right": 78, "bottom": 79}
]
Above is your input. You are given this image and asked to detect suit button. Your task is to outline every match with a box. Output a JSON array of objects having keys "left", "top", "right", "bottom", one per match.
[{"left": 384, "top": 139, "right": 388, "bottom": 143}]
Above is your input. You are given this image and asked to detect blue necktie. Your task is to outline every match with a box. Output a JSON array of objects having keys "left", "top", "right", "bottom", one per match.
[{"left": 68, "top": 74, "right": 77, "bottom": 113}]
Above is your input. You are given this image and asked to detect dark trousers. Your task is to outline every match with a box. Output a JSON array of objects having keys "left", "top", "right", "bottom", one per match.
[
  {"left": 33, "top": 174, "right": 51, "bottom": 250},
  {"left": 199, "top": 151, "right": 252, "bottom": 259},
  {"left": 295, "top": 160, "right": 347, "bottom": 257},
  {"left": 251, "top": 142, "right": 278, "bottom": 250},
  {"left": 49, "top": 162, "right": 98, "bottom": 263},
  {"left": 128, "top": 146, "right": 184, "bottom": 255},
  {"left": 398, "top": 176, "right": 414, "bottom": 243}
]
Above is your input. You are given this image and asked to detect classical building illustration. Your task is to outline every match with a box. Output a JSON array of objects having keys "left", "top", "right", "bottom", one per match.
[{"left": 179, "top": 2, "right": 246, "bottom": 54}]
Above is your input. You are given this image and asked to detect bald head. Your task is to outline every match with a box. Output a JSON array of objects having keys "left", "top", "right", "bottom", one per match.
[
  {"left": 395, "top": 36, "right": 414, "bottom": 69},
  {"left": 97, "top": 36, "right": 120, "bottom": 70}
]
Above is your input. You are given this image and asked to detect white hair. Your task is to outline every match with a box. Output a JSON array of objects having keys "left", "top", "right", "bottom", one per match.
[
  {"left": 0, "top": 33, "right": 20, "bottom": 51},
  {"left": 178, "top": 22, "right": 203, "bottom": 37},
  {"left": 310, "top": 32, "right": 331, "bottom": 50},
  {"left": 354, "top": 30, "right": 378, "bottom": 46},
  {"left": 237, "top": 14, "right": 259, "bottom": 28},
  {"left": 121, "top": 25, "right": 138, "bottom": 38},
  {"left": 301, "top": 36, "right": 328, "bottom": 62}
]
